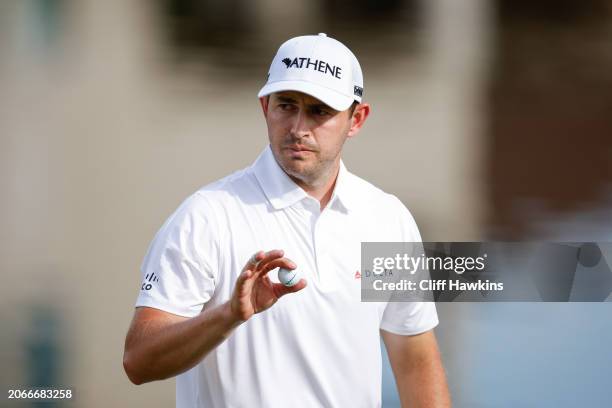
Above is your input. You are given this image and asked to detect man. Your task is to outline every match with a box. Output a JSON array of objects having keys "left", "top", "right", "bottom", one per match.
[{"left": 123, "top": 33, "right": 450, "bottom": 407}]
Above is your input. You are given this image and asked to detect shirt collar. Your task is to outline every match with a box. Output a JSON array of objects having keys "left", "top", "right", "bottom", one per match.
[
  {"left": 328, "top": 160, "right": 353, "bottom": 213},
  {"left": 251, "top": 145, "right": 355, "bottom": 213}
]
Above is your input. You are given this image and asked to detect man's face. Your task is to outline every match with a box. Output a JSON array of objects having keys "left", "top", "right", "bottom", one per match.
[{"left": 260, "top": 91, "right": 356, "bottom": 186}]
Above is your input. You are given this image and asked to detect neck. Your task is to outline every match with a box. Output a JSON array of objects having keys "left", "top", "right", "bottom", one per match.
[{"left": 290, "top": 162, "right": 340, "bottom": 210}]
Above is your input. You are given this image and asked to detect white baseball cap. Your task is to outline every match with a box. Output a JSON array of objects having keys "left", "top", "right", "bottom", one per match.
[{"left": 257, "top": 33, "right": 364, "bottom": 111}]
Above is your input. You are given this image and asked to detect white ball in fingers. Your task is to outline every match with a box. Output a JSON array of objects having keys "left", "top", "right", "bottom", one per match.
[{"left": 278, "top": 267, "right": 301, "bottom": 287}]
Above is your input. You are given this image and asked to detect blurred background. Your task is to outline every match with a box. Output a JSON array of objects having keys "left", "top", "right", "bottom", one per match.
[{"left": 1, "top": 0, "right": 611, "bottom": 406}]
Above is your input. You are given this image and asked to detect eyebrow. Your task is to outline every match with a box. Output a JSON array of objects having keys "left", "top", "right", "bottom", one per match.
[
  {"left": 276, "top": 96, "right": 298, "bottom": 104},
  {"left": 275, "top": 96, "right": 335, "bottom": 111}
]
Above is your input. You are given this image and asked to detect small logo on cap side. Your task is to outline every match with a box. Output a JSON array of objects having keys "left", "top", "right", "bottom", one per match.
[
  {"left": 354, "top": 86, "right": 363, "bottom": 97},
  {"left": 280, "top": 57, "right": 342, "bottom": 79}
]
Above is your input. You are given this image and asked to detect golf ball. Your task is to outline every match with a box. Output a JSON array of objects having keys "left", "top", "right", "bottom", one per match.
[{"left": 278, "top": 267, "right": 300, "bottom": 287}]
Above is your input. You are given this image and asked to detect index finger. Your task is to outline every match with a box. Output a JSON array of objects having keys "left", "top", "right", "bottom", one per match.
[{"left": 245, "top": 249, "right": 285, "bottom": 271}]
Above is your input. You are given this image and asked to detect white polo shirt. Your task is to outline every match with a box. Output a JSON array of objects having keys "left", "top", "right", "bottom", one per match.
[{"left": 135, "top": 145, "right": 438, "bottom": 408}]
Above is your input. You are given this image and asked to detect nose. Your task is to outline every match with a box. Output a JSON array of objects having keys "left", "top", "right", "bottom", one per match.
[{"left": 289, "top": 107, "right": 311, "bottom": 139}]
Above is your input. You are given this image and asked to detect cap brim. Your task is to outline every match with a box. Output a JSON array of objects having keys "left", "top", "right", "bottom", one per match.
[{"left": 257, "top": 80, "right": 354, "bottom": 111}]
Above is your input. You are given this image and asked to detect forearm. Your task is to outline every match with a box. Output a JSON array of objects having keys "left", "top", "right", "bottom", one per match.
[
  {"left": 395, "top": 353, "right": 451, "bottom": 407},
  {"left": 123, "top": 302, "right": 242, "bottom": 384}
]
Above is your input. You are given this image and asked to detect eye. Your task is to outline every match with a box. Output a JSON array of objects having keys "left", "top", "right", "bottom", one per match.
[
  {"left": 312, "top": 107, "right": 331, "bottom": 117},
  {"left": 278, "top": 103, "right": 296, "bottom": 111}
]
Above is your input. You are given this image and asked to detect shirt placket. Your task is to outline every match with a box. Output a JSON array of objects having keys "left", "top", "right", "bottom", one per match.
[{"left": 307, "top": 199, "right": 337, "bottom": 292}]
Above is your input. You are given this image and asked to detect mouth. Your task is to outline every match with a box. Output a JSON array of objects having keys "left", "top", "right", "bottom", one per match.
[
  {"left": 283, "top": 145, "right": 315, "bottom": 159},
  {"left": 285, "top": 145, "right": 313, "bottom": 152}
]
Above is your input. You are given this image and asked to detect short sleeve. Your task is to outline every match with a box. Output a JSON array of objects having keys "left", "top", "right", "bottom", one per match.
[
  {"left": 135, "top": 193, "right": 219, "bottom": 318},
  {"left": 380, "top": 301, "right": 439, "bottom": 335},
  {"left": 380, "top": 195, "right": 439, "bottom": 335}
]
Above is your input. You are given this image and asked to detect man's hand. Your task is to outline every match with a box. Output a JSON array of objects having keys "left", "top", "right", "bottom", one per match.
[
  {"left": 123, "top": 249, "right": 307, "bottom": 385},
  {"left": 230, "top": 249, "right": 307, "bottom": 321}
]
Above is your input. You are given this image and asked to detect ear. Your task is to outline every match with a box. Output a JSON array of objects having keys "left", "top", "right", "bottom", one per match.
[
  {"left": 347, "top": 103, "right": 371, "bottom": 138},
  {"left": 259, "top": 96, "right": 270, "bottom": 117}
]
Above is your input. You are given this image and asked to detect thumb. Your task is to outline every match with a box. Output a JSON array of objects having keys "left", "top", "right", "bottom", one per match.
[{"left": 273, "top": 279, "right": 307, "bottom": 298}]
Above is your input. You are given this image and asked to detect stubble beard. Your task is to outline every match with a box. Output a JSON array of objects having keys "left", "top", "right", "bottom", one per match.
[{"left": 278, "top": 151, "right": 336, "bottom": 191}]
